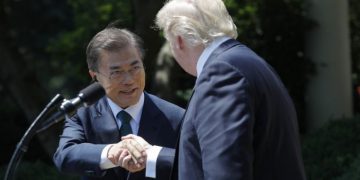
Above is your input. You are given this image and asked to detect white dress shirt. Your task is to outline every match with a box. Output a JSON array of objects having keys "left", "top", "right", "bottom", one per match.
[{"left": 196, "top": 36, "right": 231, "bottom": 77}]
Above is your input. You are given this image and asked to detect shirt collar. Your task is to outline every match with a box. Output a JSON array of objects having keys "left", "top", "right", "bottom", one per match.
[
  {"left": 196, "top": 36, "right": 231, "bottom": 76},
  {"left": 107, "top": 93, "right": 144, "bottom": 125}
]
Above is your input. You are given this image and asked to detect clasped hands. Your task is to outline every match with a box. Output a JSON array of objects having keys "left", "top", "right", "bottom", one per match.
[{"left": 107, "top": 134, "right": 150, "bottom": 172}]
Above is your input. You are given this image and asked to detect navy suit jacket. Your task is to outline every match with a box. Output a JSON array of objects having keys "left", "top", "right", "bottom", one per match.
[
  {"left": 53, "top": 92, "right": 184, "bottom": 180},
  {"left": 165, "top": 39, "right": 306, "bottom": 180}
]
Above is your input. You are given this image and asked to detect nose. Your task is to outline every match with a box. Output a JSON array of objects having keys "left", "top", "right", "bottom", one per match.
[{"left": 121, "top": 71, "right": 134, "bottom": 85}]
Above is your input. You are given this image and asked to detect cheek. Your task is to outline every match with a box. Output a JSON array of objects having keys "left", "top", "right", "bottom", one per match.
[
  {"left": 137, "top": 71, "right": 146, "bottom": 90},
  {"left": 104, "top": 84, "right": 117, "bottom": 97},
  {"left": 97, "top": 79, "right": 111, "bottom": 92},
  {"left": 99, "top": 80, "right": 118, "bottom": 96},
  {"left": 170, "top": 45, "right": 188, "bottom": 68},
  {"left": 169, "top": 44, "right": 180, "bottom": 60}
]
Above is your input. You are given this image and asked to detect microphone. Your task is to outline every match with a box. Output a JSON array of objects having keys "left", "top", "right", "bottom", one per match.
[
  {"left": 60, "top": 82, "right": 105, "bottom": 116},
  {"left": 37, "top": 82, "right": 105, "bottom": 133}
]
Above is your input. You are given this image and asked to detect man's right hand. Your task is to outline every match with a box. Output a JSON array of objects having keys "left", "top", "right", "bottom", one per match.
[
  {"left": 120, "top": 135, "right": 152, "bottom": 172},
  {"left": 107, "top": 138, "right": 145, "bottom": 167}
]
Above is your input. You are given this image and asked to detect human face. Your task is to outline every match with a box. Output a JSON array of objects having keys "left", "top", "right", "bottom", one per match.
[{"left": 94, "top": 46, "right": 145, "bottom": 108}]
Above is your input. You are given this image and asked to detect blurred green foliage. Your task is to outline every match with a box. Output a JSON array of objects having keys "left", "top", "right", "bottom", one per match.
[
  {"left": 336, "top": 155, "right": 360, "bottom": 180},
  {"left": 0, "top": 161, "right": 78, "bottom": 180},
  {"left": 46, "top": 0, "right": 133, "bottom": 96},
  {"left": 302, "top": 116, "right": 360, "bottom": 179},
  {"left": 349, "top": 0, "right": 360, "bottom": 114},
  {"left": 350, "top": 0, "right": 360, "bottom": 83}
]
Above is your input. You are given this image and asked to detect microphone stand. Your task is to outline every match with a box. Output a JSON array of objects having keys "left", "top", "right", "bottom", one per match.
[{"left": 4, "top": 94, "right": 64, "bottom": 180}]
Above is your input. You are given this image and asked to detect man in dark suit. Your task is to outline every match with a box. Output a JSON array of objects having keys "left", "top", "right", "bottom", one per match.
[
  {"left": 121, "top": 0, "right": 307, "bottom": 179},
  {"left": 53, "top": 27, "right": 184, "bottom": 180}
]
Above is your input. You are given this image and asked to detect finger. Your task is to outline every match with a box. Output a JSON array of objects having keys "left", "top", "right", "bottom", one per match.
[
  {"left": 107, "top": 147, "right": 119, "bottom": 165},
  {"left": 118, "top": 149, "right": 129, "bottom": 166},
  {"left": 129, "top": 139, "right": 146, "bottom": 153},
  {"left": 122, "top": 145, "right": 138, "bottom": 164},
  {"left": 126, "top": 140, "right": 144, "bottom": 161},
  {"left": 109, "top": 155, "right": 117, "bottom": 165},
  {"left": 130, "top": 154, "right": 138, "bottom": 165},
  {"left": 128, "top": 135, "right": 150, "bottom": 150},
  {"left": 121, "top": 134, "right": 136, "bottom": 140},
  {"left": 108, "top": 155, "right": 116, "bottom": 165},
  {"left": 122, "top": 134, "right": 141, "bottom": 143},
  {"left": 129, "top": 162, "right": 145, "bottom": 172},
  {"left": 122, "top": 155, "right": 132, "bottom": 168},
  {"left": 128, "top": 159, "right": 135, "bottom": 166}
]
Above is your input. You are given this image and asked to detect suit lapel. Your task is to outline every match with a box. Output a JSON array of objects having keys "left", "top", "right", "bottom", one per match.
[
  {"left": 93, "top": 97, "right": 121, "bottom": 144},
  {"left": 137, "top": 93, "right": 162, "bottom": 145},
  {"left": 127, "top": 93, "right": 162, "bottom": 180},
  {"left": 88, "top": 97, "right": 128, "bottom": 179}
]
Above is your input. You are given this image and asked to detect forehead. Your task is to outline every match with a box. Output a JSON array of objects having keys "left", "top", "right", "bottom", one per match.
[{"left": 98, "top": 46, "right": 143, "bottom": 68}]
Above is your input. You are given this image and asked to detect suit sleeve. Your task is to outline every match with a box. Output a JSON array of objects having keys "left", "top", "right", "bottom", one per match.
[
  {"left": 146, "top": 146, "right": 176, "bottom": 179},
  {"left": 53, "top": 114, "right": 107, "bottom": 177},
  {"left": 156, "top": 147, "right": 176, "bottom": 179},
  {"left": 194, "top": 61, "right": 254, "bottom": 180}
]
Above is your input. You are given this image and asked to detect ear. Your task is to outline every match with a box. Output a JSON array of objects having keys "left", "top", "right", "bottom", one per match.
[
  {"left": 176, "top": 35, "right": 185, "bottom": 50},
  {"left": 89, "top": 70, "right": 97, "bottom": 81}
]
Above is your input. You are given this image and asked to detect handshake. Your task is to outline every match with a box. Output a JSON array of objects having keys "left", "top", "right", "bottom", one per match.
[{"left": 107, "top": 134, "right": 151, "bottom": 172}]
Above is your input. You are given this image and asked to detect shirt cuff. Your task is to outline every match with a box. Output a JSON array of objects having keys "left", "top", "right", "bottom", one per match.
[
  {"left": 99, "top": 144, "right": 118, "bottom": 169},
  {"left": 145, "top": 145, "right": 163, "bottom": 178}
]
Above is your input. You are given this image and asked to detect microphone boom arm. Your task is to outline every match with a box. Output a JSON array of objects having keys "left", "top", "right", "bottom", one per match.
[
  {"left": 4, "top": 94, "right": 64, "bottom": 180},
  {"left": 5, "top": 82, "right": 105, "bottom": 180}
]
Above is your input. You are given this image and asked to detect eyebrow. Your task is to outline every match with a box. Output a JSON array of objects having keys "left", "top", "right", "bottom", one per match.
[{"left": 109, "top": 60, "right": 141, "bottom": 70}]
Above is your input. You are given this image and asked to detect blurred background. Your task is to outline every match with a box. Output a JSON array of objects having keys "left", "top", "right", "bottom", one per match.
[{"left": 0, "top": 0, "right": 359, "bottom": 179}]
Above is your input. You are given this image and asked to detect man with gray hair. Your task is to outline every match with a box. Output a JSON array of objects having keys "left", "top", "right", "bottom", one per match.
[
  {"left": 53, "top": 27, "right": 184, "bottom": 180},
  {"left": 156, "top": 0, "right": 306, "bottom": 179},
  {"left": 124, "top": 0, "right": 306, "bottom": 179}
]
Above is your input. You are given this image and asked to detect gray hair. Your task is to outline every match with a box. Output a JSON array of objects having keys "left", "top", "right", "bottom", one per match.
[
  {"left": 86, "top": 28, "right": 144, "bottom": 71},
  {"left": 155, "top": 0, "right": 237, "bottom": 47}
]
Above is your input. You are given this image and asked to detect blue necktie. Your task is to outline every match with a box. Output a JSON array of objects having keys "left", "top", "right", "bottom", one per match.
[{"left": 117, "top": 110, "right": 133, "bottom": 136}]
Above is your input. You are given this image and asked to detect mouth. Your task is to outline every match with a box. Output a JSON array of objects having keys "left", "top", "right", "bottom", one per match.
[{"left": 119, "top": 88, "right": 137, "bottom": 96}]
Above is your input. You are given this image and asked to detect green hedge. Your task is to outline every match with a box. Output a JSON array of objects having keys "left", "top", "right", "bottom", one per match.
[
  {"left": 302, "top": 116, "right": 360, "bottom": 179},
  {"left": 336, "top": 154, "right": 360, "bottom": 180}
]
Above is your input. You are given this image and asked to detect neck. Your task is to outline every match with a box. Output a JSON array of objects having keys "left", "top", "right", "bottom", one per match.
[{"left": 190, "top": 45, "right": 205, "bottom": 76}]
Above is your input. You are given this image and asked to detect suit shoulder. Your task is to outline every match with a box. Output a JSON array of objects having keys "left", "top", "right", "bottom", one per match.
[
  {"left": 147, "top": 93, "right": 185, "bottom": 112},
  {"left": 74, "top": 96, "right": 106, "bottom": 119},
  {"left": 145, "top": 93, "right": 184, "bottom": 132},
  {"left": 146, "top": 93, "right": 185, "bottom": 115}
]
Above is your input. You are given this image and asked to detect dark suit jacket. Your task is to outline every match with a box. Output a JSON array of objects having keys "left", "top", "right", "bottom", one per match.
[
  {"left": 53, "top": 92, "right": 184, "bottom": 180},
  {"left": 166, "top": 39, "right": 306, "bottom": 180}
]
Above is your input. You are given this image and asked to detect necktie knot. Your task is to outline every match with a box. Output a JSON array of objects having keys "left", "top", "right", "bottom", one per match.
[
  {"left": 117, "top": 110, "right": 132, "bottom": 123},
  {"left": 117, "top": 110, "right": 133, "bottom": 136}
]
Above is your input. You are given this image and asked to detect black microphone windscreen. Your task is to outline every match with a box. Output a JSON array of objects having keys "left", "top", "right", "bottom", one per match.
[{"left": 78, "top": 82, "right": 105, "bottom": 105}]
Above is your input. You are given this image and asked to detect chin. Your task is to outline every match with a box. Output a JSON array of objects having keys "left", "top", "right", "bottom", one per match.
[
  {"left": 184, "top": 69, "right": 196, "bottom": 76},
  {"left": 116, "top": 99, "right": 136, "bottom": 108},
  {"left": 120, "top": 95, "right": 140, "bottom": 106}
]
